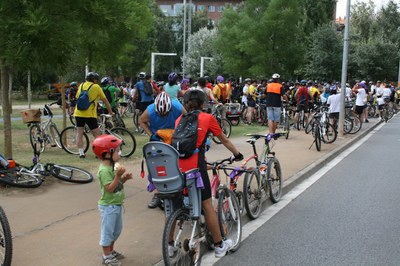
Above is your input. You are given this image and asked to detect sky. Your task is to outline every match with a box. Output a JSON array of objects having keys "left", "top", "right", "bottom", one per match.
[{"left": 336, "top": 0, "right": 393, "bottom": 18}]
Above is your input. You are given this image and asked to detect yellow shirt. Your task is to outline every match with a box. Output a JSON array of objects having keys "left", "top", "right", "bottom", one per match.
[
  {"left": 309, "top": 86, "right": 320, "bottom": 101},
  {"left": 248, "top": 85, "right": 257, "bottom": 101},
  {"left": 213, "top": 83, "right": 231, "bottom": 102},
  {"left": 73, "top": 82, "right": 106, "bottom": 118}
]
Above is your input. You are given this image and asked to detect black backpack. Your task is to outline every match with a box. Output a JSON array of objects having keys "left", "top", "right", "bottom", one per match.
[
  {"left": 143, "top": 81, "right": 153, "bottom": 96},
  {"left": 171, "top": 111, "right": 201, "bottom": 159},
  {"left": 103, "top": 85, "right": 113, "bottom": 104}
]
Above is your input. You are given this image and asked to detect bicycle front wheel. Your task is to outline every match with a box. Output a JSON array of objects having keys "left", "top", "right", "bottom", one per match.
[
  {"left": 162, "top": 208, "right": 203, "bottom": 266},
  {"left": 321, "top": 122, "right": 337, "bottom": 144},
  {"left": 49, "top": 124, "right": 62, "bottom": 148},
  {"left": 243, "top": 170, "right": 262, "bottom": 220},
  {"left": 109, "top": 128, "right": 136, "bottom": 157},
  {"left": 0, "top": 206, "right": 13, "bottom": 266},
  {"left": 60, "top": 126, "right": 89, "bottom": 155},
  {"left": 218, "top": 189, "right": 242, "bottom": 252},
  {"left": 348, "top": 116, "right": 362, "bottom": 134},
  {"left": 315, "top": 126, "right": 321, "bottom": 151},
  {"left": 50, "top": 165, "right": 93, "bottom": 184},
  {"left": 29, "top": 124, "right": 45, "bottom": 153},
  {"left": 0, "top": 170, "right": 43, "bottom": 188},
  {"left": 212, "top": 119, "right": 232, "bottom": 144},
  {"left": 267, "top": 157, "right": 282, "bottom": 203}
]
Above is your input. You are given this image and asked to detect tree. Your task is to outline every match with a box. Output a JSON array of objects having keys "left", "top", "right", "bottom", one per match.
[
  {"left": 305, "top": 23, "right": 343, "bottom": 81},
  {"left": 216, "top": 0, "right": 305, "bottom": 79},
  {"left": 300, "top": 0, "right": 337, "bottom": 36},
  {"left": 182, "top": 27, "right": 222, "bottom": 78}
]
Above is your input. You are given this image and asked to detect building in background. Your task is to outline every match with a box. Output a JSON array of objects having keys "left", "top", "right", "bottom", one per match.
[{"left": 156, "top": 0, "right": 242, "bottom": 24}]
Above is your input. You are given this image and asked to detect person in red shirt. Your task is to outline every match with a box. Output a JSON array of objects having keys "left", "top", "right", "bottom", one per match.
[{"left": 175, "top": 89, "right": 243, "bottom": 258}]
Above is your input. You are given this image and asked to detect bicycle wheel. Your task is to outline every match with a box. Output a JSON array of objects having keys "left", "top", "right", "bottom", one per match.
[
  {"left": 267, "top": 157, "right": 282, "bottom": 203},
  {"left": 367, "top": 105, "right": 376, "bottom": 118},
  {"left": 243, "top": 170, "right": 262, "bottom": 220},
  {"left": 114, "top": 112, "right": 126, "bottom": 128},
  {"left": 0, "top": 170, "right": 43, "bottom": 188},
  {"left": 60, "top": 126, "right": 89, "bottom": 155},
  {"left": 217, "top": 189, "right": 242, "bottom": 252},
  {"left": 348, "top": 116, "right": 362, "bottom": 134},
  {"left": 50, "top": 164, "right": 93, "bottom": 184},
  {"left": 68, "top": 114, "right": 76, "bottom": 126},
  {"left": 109, "top": 127, "right": 136, "bottom": 157},
  {"left": 284, "top": 116, "right": 290, "bottom": 139},
  {"left": 29, "top": 124, "right": 45, "bottom": 153},
  {"left": 321, "top": 122, "right": 337, "bottom": 144},
  {"left": 304, "top": 119, "right": 313, "bottom": 134},
  {"left": 0, "top": 206, "right": 12, "bottom": 266},
  {"left": 212, "top": 119, "right": 232, "bottom": 144},
  {"left": 343, "top": 117, "right": 353, "bottom": 134},
  {"left": 315, "top": 126, "right": 321, "bottom": 151},
  {"left": 162, "top": 208, "right": 203, "bottom": 266},
  {"left": 49, "top": 124, "right": 62, "bottom": 148}
]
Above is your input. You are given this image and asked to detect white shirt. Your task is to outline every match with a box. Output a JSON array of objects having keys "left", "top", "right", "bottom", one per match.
[
  {"left": 241, "top": 85, "right": 249, "bottom": 104},
  {"left": 355, "top": 88, "right": 366, "bottom": 106},
  {"left": 382, "top": 88, "right": 391, "bottom": 98},
  {"left": 376, "top": 87, "right": 384, "bottom": 105},
  {"left": 327, "top": 94, "right": 341, "bottom": 113}
]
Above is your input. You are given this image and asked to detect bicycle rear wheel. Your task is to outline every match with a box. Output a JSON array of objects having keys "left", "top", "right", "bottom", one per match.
[
  {"left": 0, "top": 170, "right": 42, "bottom": 188},
  {"left": 29, "top": 124, "right": 45, "bottom": 153},
  {"left": 109, "top": 127, "right": 136, "bottom": 157},
  {"left": 348, "top": 116, "right": 362, "bottom": 134},
  {"left": 343, "top": 117, "right": 353, "bottom": 134},
  {"left": 162, "top": 208, "right": 203, "bottom": 266},
  {"left": 50, "top": 165, "right": 93, "bottom": 184},
  {"left": 212, "top": 119, "right": 232, "bottom": 144},
  {"left": 315, "top": 126, "right": 321, "bottom": 151},
  {"left": 0, "top": 206, "right": 13, "bottom": 266},
  {"left": 60, "top": 126, "right": 89, "bottom": 155},
  {"left": 284, "top": 116, "right": 290, "bottom": 139},
  {"left": 243, "top": 169, "right": 262, "bottom": 220},
  {"left": 267, "top": 157, "right": 282, "bottom": 203},
  {"left": 218, "top": 189, "right": 242, "bottom": 252},
  {"left": 49, "top": 124, "right": 62, "bottom": 148},
  {"left": 321, "top": 122, "right": 337, "bottom": 144}
]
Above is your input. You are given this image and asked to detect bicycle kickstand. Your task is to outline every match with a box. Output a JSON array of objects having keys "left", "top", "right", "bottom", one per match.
[{"left": 308, "top": 140, "right": 315, "bottom": 150}]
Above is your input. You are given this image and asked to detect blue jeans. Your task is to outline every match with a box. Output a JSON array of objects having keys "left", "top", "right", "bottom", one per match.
[{"left": 98, "top": 205, "right": 123, "bottom": 246}]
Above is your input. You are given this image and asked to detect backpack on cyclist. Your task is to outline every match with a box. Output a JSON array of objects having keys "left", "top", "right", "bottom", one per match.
[
  {"left": 143, "top": 81, "right": 153, "bottom": 96},
  {"left": 76, "top": 83, "right": 95, "bottom": 110},
  {"left": 298, "top": 87, "right": 309, "bottom": 104},
  {"left": 171, "top": 110, "right": 201, "bottom": 159},
  {"left": 218, "top": 84, "right": 227, "bottom": 102},
  {"left": 103, "top": 85, "right": 113, "bottom": 104}
]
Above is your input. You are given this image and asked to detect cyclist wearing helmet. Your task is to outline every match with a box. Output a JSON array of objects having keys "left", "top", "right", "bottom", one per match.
[
  {"left": 67, "top": 81, "right": 78, "bottom": 113},
  {"left": 164, "top": 72, "right": 181, "bottom": 100},
  {"left": 293, "top": 79, "right": 311, "bottom": 129},
  {"left": 135, "top": 72, "right": 154, "bottom": 113},
  {"left": 266, "top": 73, "right": 286, "bottom": 134},
  {"left": 139, "top": 91, "right": 185, "bottom": 208},
  {"left": 74, "top": 72, "right": 114, "bottom": 158},
  {"left": 174, "top": 89, "right": 243, "bottom": 258},
  {"left": 92, "top": 135, "right": 133, "bottom": 266},
  {"left": 100, "top": 77, "right": 120, "bottom": 113},
  {"left": 213, "top": 75, "right": 230, "bottom": 103}
]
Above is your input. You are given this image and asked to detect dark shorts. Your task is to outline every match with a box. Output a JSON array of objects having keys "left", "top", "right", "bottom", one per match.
[
  {"left": 119, "top": 102, "right": 127, "bottom": 107},
  {"left": 378, "top": 104, "right": 384, "bottom": 110},
  {"left": 329, "top": 112, "right": 339, "bottom": 119},
  {"left": 247, "top": 99, "right": 256, "bottom": 108},
  {"left": 200, "top": 168, "right": 211, "bottom": 201},
  {"left": 75, "top": 117, "right": 99, "bottom": 130},
  {"left": 139, "top": 101, "right": 153, "bottom": 113},
  {"left": 355, "top": 105, "right": 364, "bottom": 115},
  {"left": 296, "top": 104, "right": 309, "bottom": 113}
]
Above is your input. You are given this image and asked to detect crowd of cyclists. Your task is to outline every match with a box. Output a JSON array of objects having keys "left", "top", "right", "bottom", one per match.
[{"left": 63, "top": 73, "right": 399, "bottom": 135}]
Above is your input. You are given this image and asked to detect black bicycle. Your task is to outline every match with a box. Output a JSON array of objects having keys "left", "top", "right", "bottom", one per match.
[{"left": 0, "top": 206, "right": 12, "bottom": 266}]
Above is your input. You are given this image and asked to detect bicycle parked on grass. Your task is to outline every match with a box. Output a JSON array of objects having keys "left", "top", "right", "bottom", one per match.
[
  {"left": 0, "top": 145, "right": 93, "bottom": 188},
  {"left": 60, "top": 114, "right": 136, "bottom": 157},
  {"left": 143, "top": 142, "right": 241, "bottom": 265},
  {"left": 0, "top": 206, "right": 12, "bottom": 266},
  {"left": 22, "top": 102, "right": 62, "bottom": 153},
  {"left": 242, "top": 133, "right": 285, "bottom": 220}
]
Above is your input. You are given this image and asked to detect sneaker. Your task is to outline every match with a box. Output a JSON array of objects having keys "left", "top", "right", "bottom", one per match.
[
  {"left": 111, "top": 250, "right": 125, "bottom": 260},
  {"left": 214, "top": 239, "right": 234, "bottom": 258},
  {"left": 168, "top": 244, "right": 178, "bottom": 257},
  {"left": 365, "top": 119, "right": 369, "bottom": 123},
  {"left": 102, "top": 256, "right": 122, "bottom": 266},
  {"left": 148, "top": 195, "right": 162, "bottom": 209},
  {"left": 79, "top": 154, "right": 85, "bottom": 159}
]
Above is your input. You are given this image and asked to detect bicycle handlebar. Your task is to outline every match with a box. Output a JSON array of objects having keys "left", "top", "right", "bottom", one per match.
[
  {"left": 206, "top": 156, "right": 234, "bottom": 168},
  {"left": 245, "top": 132, "right": 286, "bottom": 143}
]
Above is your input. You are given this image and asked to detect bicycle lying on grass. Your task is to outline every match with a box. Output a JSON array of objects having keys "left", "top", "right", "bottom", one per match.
[
  {"left": 143, "top": 142, "right": 241, "bottom": 265},
  {"left": 0, "top": 206, "right": 12, "bottom": 266},
  {"left": 0, "top": 145, "right": 93, "bottom": 188}
]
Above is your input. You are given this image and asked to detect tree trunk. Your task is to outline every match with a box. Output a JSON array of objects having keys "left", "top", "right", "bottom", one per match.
[{"left": 1, "top": 58, "right": 12, "bottom": 158}]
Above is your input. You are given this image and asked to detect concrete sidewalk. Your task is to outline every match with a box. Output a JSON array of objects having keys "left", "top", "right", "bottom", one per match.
[{"left": 0, "top": 118, "right": 382, "bottom": 266}]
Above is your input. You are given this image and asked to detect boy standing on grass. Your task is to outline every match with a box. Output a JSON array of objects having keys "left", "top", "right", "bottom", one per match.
[{"left": 92, "top": 135, "right": 133, "bottom": 266}]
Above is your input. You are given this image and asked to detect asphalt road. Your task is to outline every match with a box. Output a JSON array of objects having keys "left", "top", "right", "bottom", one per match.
[{"left": 216, "top": 116, "right": 400, "bottom": 265}]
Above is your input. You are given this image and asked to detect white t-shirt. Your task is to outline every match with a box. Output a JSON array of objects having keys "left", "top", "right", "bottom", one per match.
[
  {"left": 383, "top": 88, "right": 392, "bottom": 98},
  {"left": 355, "top": 88, "right": 366, "bottom": 106},
  {"left": 345, "top": 87, "right": 352, "bottom": 100},
  {"left": 376, "top": 87, "right": 384, "bottom": 105},
  {"left": 242, "top": 85, "right": 249, "bottom": 104},
  {"left": 327, "top": 94, "right": 341, "bottom": 113}
]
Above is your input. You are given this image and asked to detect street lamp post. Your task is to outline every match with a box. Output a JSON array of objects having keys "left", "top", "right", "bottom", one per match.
[
  {"left": 151, "top": 52, "right": 177, "bottom": 81},
  {"left": 200, "top": 57, "right": 213, "bottom": 77}
]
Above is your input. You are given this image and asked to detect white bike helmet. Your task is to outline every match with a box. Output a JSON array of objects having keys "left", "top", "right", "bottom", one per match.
[
  {"left": 154, "top": 92, "right": 172, "bottom": 116},
  {"left": 272, "top": 73, "right": 280, "bottom": 79}
]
